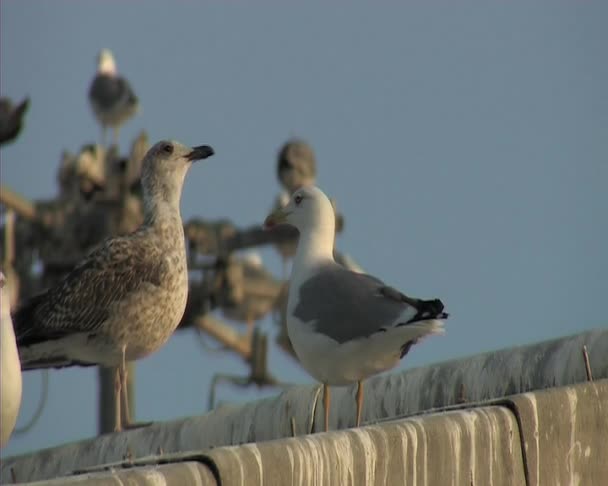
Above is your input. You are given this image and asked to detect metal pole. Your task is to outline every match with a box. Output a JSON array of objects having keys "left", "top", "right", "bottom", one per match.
[{"left": 97, "top": 363, "right": 135, "bottom": 434}]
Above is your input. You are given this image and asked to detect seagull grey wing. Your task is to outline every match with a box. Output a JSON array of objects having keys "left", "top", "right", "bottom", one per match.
[
  {"left": 14, "top": 236, "right": 164, "bottom": 347},
  {"left": 292, "top": 265, "right": 409, "bottom": 344},
  {"left": 89, "top": 75, "right": 137, "bottom": 112}
]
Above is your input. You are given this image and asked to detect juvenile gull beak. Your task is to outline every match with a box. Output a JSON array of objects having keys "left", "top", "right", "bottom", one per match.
[
  {"left": 187, "top": 145, "right": 215, "bottom": 161},
  {"left": 264, "top": 207, "right": 290, "bottom": 229}
]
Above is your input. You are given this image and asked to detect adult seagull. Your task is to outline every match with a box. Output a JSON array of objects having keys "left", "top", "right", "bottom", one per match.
[
  {"left": 88, "top": 48, "right": 139, "bottom": 148},
  {"left": 264, "top": 185, "right": 448, "bottom": 432}
]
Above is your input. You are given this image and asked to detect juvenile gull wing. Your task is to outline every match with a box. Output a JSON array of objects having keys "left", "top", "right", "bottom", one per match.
[
  {"left": 292, "top": 263, "right": 445, "bottom": 345},
  {"left": 14, "top": 234, "right": 164, "bottom": 348}
]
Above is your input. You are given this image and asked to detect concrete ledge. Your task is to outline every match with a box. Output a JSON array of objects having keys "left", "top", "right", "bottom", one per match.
[
  {"left": 509, "top": 380, "right": 607, "bottom": 486},
  {"left": 1, "top": 385, "right": 320, "bottom": 484},
  {"left": 205, "top": 406, "right": 525, "bottom": 486},
  {"left": 2, "top": 329, "right": 606, "bottom": 484},
  {"left": 24, "top": 462, "right": 217, "bottom": 486},
  {"left": 7, "top": 380, "right": 607, "bottom": 485}
]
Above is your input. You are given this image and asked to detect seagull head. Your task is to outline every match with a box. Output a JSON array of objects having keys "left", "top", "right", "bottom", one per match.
[
  {"left": 97, "top": 48, "right": 117, "bottom": 76},
  {"left": 264, "top": 185, "right": 334, "bottom": 235},
  {"left": 140, "top": 140, "right": 214, "bottom": 210}
]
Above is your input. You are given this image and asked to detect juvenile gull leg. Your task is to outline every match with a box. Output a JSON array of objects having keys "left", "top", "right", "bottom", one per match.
[
  {"left": 356, "top": 380, "right": 363, "bottom": 427},
  {"left": 114, "top": 367, "right": 123, "bottom": 432},
  {"left": 120, "top": 346, "right": 151, "bottom": 430},
  {"left": 120, "top": 345, "right": 131, "bottom": 428},
  {"left": 323, "top": 383, "right": 330, "bottom": 432}
]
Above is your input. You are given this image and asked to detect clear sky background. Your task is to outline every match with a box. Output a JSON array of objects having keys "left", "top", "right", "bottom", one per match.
[{"left": 1, "top": 0, "right": 606, "bottom": 457}]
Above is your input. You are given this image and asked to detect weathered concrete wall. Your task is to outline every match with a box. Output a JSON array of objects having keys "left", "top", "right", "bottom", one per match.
[
  {"left": 508, "top": 380, "right": 607, "bottom": 486},
  {"left": 15, "top": 381, "right": 606, "bottom": 486},
  {"left": 2, "top": 329, "right": 606, "bottom": 484},
  {"left": 5, "top": 380, "right": 607, "bottom": 486},
  {"left": 204, "top": 406, "right": 525, "bottom": 486},
  {"left": 22, "top": 462, "right": 216, "bottom": 486}
]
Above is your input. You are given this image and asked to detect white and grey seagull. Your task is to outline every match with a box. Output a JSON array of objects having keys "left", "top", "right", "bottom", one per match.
[
  {"left": 13, "top": 140, "right": 214, "bottom": 431},
  {"left": 1, "top": 272, "right": 22, "bottom": 448},
  {"left": 88, "top": 48, "right": 139, "bottom": 148},
  {"left": 264, "top": 185, "right": 448, "bottom": 432}
]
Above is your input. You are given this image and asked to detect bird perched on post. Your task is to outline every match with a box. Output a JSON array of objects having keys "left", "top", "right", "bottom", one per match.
[
  {"left": 0, "top": 96, "right": 29, "bottom": 146},
  {"left": 13, "top": 140, "right": 215, "bottom": 431},
  {"left": 1, "top": 272, "right": 22, "bottom": 448},
  {"left": 272, "top": 138, "right": 318, "bottom": 276},
  {"left": 264, "top": 186, "right": 448, "bottom": 432},
  {"left": 276, "top": 138, "right": 317, "bottom": 194},
  {"left": 270, "top": 139, "right": 349, "bottom": 277},
  {"left": 88, "top": 49, "right": 139, "bottom": 148}
]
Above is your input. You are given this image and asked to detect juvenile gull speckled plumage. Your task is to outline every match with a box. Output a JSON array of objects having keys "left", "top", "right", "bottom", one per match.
[
  {"left": 88, "top": 49, "right": 138, "bottom": 147},
  {"left": 1, "top": 272, "right": 21, "bottom": 447},
  {"left": 13, "top": 140, "right": 214, "bottom": 431},
  {"left": 264, "top": 186, "right": 449, "bottom": 432}
]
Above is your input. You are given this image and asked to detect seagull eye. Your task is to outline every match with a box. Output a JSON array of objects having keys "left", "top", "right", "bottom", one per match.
[
  {"left": 162, "top": 143, "right": 173, "bottom": 154},
  {"left": 294, "top": 194, "right": 303, "bottom": 205}
]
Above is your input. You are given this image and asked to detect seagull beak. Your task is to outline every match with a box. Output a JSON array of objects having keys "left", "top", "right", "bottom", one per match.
[
  {"left": 264, "top": 207, "right": 290, "bottom": 229},
  {"left": 187, "top": 145, "right": 215, "bottom": 161}
]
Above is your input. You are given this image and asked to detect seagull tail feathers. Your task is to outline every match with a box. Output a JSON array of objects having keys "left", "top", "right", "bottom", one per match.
[{"left": 406, "top": 298, "right": 449, "bottom": 324}]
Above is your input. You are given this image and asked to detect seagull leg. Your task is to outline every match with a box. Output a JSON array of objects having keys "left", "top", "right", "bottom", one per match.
[
  {"left": 114, "top": 367, "right": 123, "bottom": 432},
  {"left": 323, "top": 383, "right": 330, "bottom": 433},
  {"left": 356, "top": 380, "right": 364, "bottom": 427},
  {"left": 119, "top": 346, "right": 152, "bottom": 430},
  {"left": 119, "top": 346, "right": 133, "bottom": 428}
]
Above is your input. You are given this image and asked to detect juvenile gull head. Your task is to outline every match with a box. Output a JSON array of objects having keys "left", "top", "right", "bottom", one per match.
[{"left": 141, "top": 140, "right": 214, "bottom": 216}]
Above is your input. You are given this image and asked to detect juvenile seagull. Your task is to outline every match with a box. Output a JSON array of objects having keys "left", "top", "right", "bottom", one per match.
[
  {"left": 264, "top": 186, "right": 448, "bottom": 432},
  {"left": 1, "top": 272, "right": 22, "bottom": 447},
  {"left": 88, "top": 49, "right": 139, "bottom": 147},
  {"left": 13, "top": 140, "right": 214, "bottom": 431}
]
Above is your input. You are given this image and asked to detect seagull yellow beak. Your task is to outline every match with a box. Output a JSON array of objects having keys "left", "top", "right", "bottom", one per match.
[{"left": 264, "top": 207, "right": 290, "bottom": 229}]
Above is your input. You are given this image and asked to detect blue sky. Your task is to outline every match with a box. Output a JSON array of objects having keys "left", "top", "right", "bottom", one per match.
[{"left": 1, "top": 0, "right": 606, "bottom": 456}]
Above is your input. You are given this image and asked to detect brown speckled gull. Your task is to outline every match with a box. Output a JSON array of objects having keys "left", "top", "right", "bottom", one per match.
[{"left": 13, "top": 140, "right": 214, "bottom": 431}]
